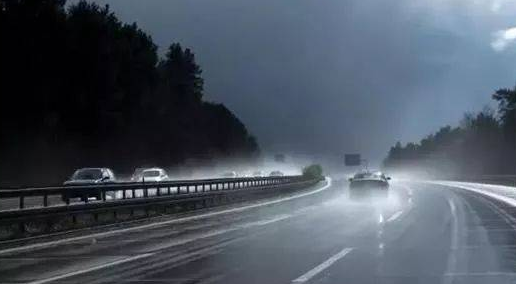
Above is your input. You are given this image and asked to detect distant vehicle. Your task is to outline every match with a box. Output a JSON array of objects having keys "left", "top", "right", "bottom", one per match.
[
  {"left": 348, "top": 171, "right": 390, "bottom": 198},
  {"left": 252, "top": 171, "right": 264, "bottom": 177},
  {"left": 221, "top": 171, "right": 238, "bottom": 178},
  {"left": 139, "top": 168, "right": 169, "bottom": 182},
  {"left": 269, "top": 171, "right": 284, "bottom": 177},
  {"left": 62, "top": 168, "right": 116, "bottom": 202}
]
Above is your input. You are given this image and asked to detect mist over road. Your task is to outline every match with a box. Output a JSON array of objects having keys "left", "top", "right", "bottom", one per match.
[{"left": 1, "top": 178, "right": 516, "bottom": 284}]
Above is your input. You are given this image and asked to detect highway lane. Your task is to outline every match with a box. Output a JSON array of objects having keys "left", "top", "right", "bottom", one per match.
[{"left": 1, "top": 178, "right": 516, "bottom": 283}]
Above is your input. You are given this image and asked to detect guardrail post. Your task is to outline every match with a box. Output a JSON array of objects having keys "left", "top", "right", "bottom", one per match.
[
  {"left": 132, "top": 188, "right": 136, "bottom": 198},
  {"left": 43, "top": 194, "right": 48, "bottom": 207},
  {"left": 123, "top": 189, "right": 126, "bottom": 199},
  {"left": 18, "top": 222, "right": 25, "bottom": 235},
  {"left": 144, "top": 187, "right": 148, "bottom": 198},
  {"left": 19, "top": 196, "right": 24, "bottom": 209}
]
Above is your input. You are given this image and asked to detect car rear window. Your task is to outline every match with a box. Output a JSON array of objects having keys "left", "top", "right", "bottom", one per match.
[
  {"left": 73, "top": 169, "right": 103, "bottom": 180},
  {"left": 143, "top": 170, "right": 160, "bottom": 177}
]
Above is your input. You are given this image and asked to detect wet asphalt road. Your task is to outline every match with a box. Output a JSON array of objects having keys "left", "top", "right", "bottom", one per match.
[{"left": 1, "top": 178, "right": 516, "bottom": 284}]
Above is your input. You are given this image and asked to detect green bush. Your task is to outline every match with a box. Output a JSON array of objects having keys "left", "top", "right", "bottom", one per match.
[{"left": 302, "top": 164, "right": 324, "bottom": 180}]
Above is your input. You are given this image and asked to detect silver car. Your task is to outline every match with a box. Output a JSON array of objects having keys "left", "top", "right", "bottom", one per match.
[{"left": 139, "top": 168, "right": 169, "bottom": 182}]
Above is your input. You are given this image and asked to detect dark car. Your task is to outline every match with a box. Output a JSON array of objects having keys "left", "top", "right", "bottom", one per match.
[
  {"left": 62, "top": 168, "right": 116, "bottom": 202},
  {"left": 348, "top": 171, "right": 390, "bottom": 198}
]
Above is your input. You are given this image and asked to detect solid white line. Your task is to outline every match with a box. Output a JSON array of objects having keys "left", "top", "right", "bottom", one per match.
[
  {"left": 386, "top": 210, "right": 403, "bottom": 223},
  {"left": 27, "top": 253, "right": 154, "bottom": 284},
  {"left": 444, "top": 193, "right": 460, "bottom": 284},
  {"left": 0, "top": 177, "right": 332, "bottom": 256},
  {"left": 291, "top": 247, "right": 353, "bottom": 283}
]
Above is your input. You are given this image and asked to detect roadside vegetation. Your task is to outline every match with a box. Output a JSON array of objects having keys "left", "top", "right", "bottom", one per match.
[
  {"left": 302, "top": 164, "right": 324, "bottom": 180},
  {"left": 383, "top": 87, "right": 516, "bottom": 177},
  {"left": 0, "top": 0, "right": 259, "bottom": 185}
]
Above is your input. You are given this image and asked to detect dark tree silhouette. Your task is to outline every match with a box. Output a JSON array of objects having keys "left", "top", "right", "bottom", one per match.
[
  {"left": 0, "top": 0, "right": 259, "bottom": 186},
  {"left": 493, "top": 87, "right": 516, "bottom": 170},
  {"left": 383, "top": 103, "right": 513, "bottom": 177}
]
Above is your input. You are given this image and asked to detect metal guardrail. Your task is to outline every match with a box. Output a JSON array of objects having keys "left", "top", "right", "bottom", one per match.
[
  {"left": 0, "top": 175, "right": 307, "bottom": 211},
  {"left": 0, "top": 175, "right": 322, "bottom": 240}
]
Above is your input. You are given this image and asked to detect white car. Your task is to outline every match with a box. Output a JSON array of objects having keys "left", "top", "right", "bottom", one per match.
[
  {"left": 139, "top": 168, "right": 169, "bottom": 182},
  {"left": 348, "top": 171, "right": 390, "bottom": 199}
]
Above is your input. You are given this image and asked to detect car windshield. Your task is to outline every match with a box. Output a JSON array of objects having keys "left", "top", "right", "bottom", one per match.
[
  {"left": 143, "top": 170, "right": 160, "bottom": 177},
  {"left": 72, "top": 169, "right": 102, "bottom": 180}
]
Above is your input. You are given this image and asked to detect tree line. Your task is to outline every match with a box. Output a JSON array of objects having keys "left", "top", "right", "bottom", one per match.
[
  {"left": 0, "top": 0, "right": 259, "bottom": 185},
  {"left": 383, "top": 87, "right": 516, "bottom": 177}
]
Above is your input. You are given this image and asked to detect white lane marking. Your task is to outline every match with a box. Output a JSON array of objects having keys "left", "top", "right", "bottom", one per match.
[
  {"left": 444, "top": 196, "right": 460, "bottom": 284},
  {"left": 291, "top": 247, "right": 353, "bottom": 283},
  {"left": 447, "top": 198, "right": 459, "bottom": 250},
  {"left": 27, "top": 253, "right": 154, "bottom": 284},
  {"left": 26, "top": 213, "right": 295, "bottom": 284},
  {"left": 386, "top": 210, "right": 403, "bottom": 223},
  {"left": 240, "top": 214, "right": 292, "bottom": 228},
  {"left": 0, "top": 178, "right": 332, "bottom": 256}
]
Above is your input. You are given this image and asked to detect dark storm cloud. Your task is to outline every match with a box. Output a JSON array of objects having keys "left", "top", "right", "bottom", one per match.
[{"left": 76, "top": 0, "right": 516, "bottom": 165}]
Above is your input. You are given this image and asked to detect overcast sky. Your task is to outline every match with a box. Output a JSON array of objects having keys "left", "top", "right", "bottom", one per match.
[{"left": 78, "top": 0, "right": 516, "bottom": 164}]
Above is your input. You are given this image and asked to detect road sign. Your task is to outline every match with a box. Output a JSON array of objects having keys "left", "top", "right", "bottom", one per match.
[{"left": 345, "top": 154, "right": 361, "bottom": 166}]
